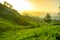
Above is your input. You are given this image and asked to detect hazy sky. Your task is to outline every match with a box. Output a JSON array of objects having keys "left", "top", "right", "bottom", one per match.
[
  {"left": 27, "top": 0, "right": 60, "bottom": 12},
  {"left": 0, "top": 0, "right": 60, "bottom": 12}
]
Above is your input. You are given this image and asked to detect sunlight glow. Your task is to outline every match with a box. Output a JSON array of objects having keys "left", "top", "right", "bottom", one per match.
[
  {"left": 12, "top": 0, "right": 33, "bottom": 11},
  {"left": 0, "top": 0, "right": 59, "bottom": 12},
  {"left": 0, "top": 0, "right": 33, "bottom": 11}
]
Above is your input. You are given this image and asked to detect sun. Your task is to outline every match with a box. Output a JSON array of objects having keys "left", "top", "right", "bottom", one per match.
[
  {"left": 12, "top": 0, "right": 33, "bottom": 11},
  {"left": 0, "top": 0, "right": 33, "bottom": 12}
]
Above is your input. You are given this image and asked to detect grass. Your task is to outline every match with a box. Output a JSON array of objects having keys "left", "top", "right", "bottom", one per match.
[{"left": 0, "top": 23, "right": 60, "bottom": 40}]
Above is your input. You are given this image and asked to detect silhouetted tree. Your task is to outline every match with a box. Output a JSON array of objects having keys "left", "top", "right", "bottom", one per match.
[
  {"left": 58, "top": 7, "right": 60, "bottom": 15},
  {"left": 44, "top": 14, "right": 51, "bottom": 23},
  {"left": 4, "top": 1, "right": 12, "bottom": 9},
  {"left": 4, "top": 1, "right": 7, "bottom": 6}
]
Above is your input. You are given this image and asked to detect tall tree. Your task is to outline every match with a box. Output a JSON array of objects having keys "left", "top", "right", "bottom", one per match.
[{"left": 44, "top": 14, "right": 51, "bottom": 23}]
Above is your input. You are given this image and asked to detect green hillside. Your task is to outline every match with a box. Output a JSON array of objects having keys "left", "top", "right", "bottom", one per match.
[
  {"left": 0, "top": 3, "right": 37, "bottom": 26},
  {"left": 0, "top": 23, "right": 60, "bottom": 40},
  {"left": 0, "top": 3, "right": 38, "bottom": 32},
  {"left": 0, "top": 3, "right": 60, "bottom": 40}
]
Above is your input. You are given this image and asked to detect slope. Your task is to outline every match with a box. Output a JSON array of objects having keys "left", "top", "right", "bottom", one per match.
[{"left": 0, "top": 3, "right": 36, "bottom": 26}]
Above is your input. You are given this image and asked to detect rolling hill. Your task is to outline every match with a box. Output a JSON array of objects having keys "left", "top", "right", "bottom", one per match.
[{"left": 0, "top": 3, "right": 60, "bottom": 40}]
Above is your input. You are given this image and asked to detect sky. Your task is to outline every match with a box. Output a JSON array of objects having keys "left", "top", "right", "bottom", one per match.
[{"left": 0, "top": 0, "right": 60, "bottom": 12}]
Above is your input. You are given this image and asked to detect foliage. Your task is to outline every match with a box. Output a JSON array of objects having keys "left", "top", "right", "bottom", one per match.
[
  {"left": 44, "top": 14, "right": 51, "bottom": 23},
  {"left": 0, "top": 23, "right": 60, "bottom": 40}
]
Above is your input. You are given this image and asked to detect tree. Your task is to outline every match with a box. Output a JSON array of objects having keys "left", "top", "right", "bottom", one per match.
[
  {"left": 4, "top": 1, "right": 7, "bottom": 6},
  {"left": 58, "top": 7, "right": 60, "bottom": 15},
  {"left": 44, "top": 14, "right": 51, "bottom": 23},
  {"left": 4, "top": 1, "right": 12, "bottom": 9}
]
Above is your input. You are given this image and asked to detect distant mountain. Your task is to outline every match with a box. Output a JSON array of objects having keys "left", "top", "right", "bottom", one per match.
[
  {"left": 21, "top": 11, "right": 47, "bottom": 17},
  {"left": 21, "top": 11, "right": 60, "bottom": 21}
]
